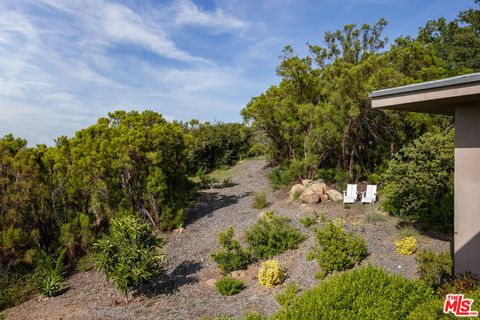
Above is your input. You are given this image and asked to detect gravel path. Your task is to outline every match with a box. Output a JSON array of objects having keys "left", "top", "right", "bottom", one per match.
[{"left": 4, "top": 159, "right": 451, "bottom": 320}]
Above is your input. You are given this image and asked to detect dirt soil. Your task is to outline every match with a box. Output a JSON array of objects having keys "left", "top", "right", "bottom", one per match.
[{"left": 4, "top": 159, "right": 451, "bottom": 320}]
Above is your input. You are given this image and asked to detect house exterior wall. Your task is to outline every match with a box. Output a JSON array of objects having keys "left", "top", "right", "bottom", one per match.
[{"left": 455, "top": 103, "right": 480, "bottom": 276}]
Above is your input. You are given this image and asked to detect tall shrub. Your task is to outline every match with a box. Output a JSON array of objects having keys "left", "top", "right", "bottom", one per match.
[{"left": 382, "top": 131, "right": 454, "bottom": 229}]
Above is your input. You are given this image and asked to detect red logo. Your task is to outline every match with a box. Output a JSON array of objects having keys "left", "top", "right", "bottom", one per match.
[{"left": 444, "top": 294, "right": 478, "bottom": 317}]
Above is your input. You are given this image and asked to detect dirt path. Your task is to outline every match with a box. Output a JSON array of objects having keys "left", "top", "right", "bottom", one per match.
[{"left": 4, "top": 159, "right": 451, "bottom": 320}]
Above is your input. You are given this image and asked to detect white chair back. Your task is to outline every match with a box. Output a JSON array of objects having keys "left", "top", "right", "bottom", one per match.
[
  {"left": 365, "top": 185, "right": 377, "bottom": 198},
  {"left": 347, "top": 184, "right": 357, "bottom": 197}
]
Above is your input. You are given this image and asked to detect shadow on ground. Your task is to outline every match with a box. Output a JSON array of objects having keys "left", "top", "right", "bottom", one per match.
[
  {"left": 137, "top": 260, "right": 202, "bottom": 297},
  {"left": 185, "top": 191, "right": 251, "bottom": 226}
]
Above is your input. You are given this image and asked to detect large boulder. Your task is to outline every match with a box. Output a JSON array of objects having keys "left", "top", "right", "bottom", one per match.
[
  {"left": 310, "top": 182, "right": 327, "bottom": 195},
  {"left": 301, "top": 179, "right": 313, "bottom": 187},
  {"left": 300, "top": 188, "right": 320, "bottom": 205},
  {"left": 289, "top": 184, "right": 306, "bottom": 200},
  {"left": 319, "top": 194, "right": 329, "bottom": 202},
  {"left": 326, "top": 189, "right": 343, "bottom": 201}
]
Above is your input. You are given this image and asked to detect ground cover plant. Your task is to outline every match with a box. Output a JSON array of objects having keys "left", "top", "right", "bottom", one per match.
[
  {"left": 417, "top": 250, "right": 453, "bottom": 288},
  {"left": 273, "top": 265, "right": 434, "bottom": 320},
  {"left": 215, "top": 277, "right": 245, "bottom": 296}
]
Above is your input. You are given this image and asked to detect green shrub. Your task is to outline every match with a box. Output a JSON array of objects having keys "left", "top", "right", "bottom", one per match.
[
  {"left": 94, "top": 214, "right": 165, "bottom": 302},
  {"left": 258, "top": 259, "right": 286, "bottom": 288},
  {"left": 307, "top": 221, "right": 367, "bottom": 279},
  {"left": 275, "top": 283, "right": 299, "bottom": 307},
  {"left": 186, "top": 122, "right": 252, "bottom": 173},
  {"left": 299, "top": 215, "right": 317, "bottom": 228},
  {"left": 274, "top": 265, "right": 434, "bottom": 320},
  {"left": 382, "top": 131, "right": 454, "bottom": 230},
  {"left": 407, "top": 290, "right": 480, "bottom": 320},
  {"left": 211, "top": 227, "right": 251, "bottom": 273},
  {"left": 395, "top": 236, "right": 417, "bottom": 255},
  {"left": 417, "top": 250, "right": 452, "bottom": 288},
  {"left": 252, "top": 192, "right": 268, "bottom": 209},
  {"left": 35, "top": 250, "right": 65, "bottom": 297},
  {"left": 245, "top": 214, "right": 306, "bottom": 260},
  {"left": 215, "top": 277, "right": 244, "bottom": 296}
]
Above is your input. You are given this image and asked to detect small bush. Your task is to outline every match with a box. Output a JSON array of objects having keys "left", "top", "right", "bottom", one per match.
[
  {"left": 273, "top": 265, "right": 434, "bottom": 319},
  {"left": 94, "top": 214, "right": 165, "bottom": 302},
  {"left": 396, "top": 225, "right": 420, "bottom": 239},
  {"left": 222, "top": 177, "right": 233, "bottom": 187},
  {"left": 364, "top": 211, "right": 388, "bottom": 223},
  {"left": 245, "top": 213, "right": 306, "bottom": 260},
  {"left": 258, "top": 260, "right": 286, "bottom": 288},
  {"left": 395, "top": 236, "right": 417, "bottom": 255},
  {"left": 417, "top": 250, "right": 452, "bottom": 288},
  {"left": 299, "top": 215, "right": 316, "bottom": 228},
  {"left": 275, "top": 283, "right": 299, "bottom": 307},
  {"left": 252, "top": 192, "right": 268, "bottom": 209},
  {"left": 35, "top": 250, "right": 65, "bottom": 298},
  {"left": 211, "top": 227, "right": 251, "bottom": 273},
  {"left": 307, "top": 221, "right": 367, "bottom": 279},
  {"left": 215, "top": 277, "right": 244, "bottom": 296}
]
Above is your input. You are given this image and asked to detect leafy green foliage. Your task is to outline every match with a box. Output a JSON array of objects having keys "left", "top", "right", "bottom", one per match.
[
  {"left": 437, "top": 273, "right": 478, "bottom": 296},
  {"left": 0, "top": 264, "right": 36, "bottom": 311},
  {"left": 252, "top": 192, "right": 268, "bottom": 209},
  {"left": 418, "top": 1, "right": 480, "bottom": 74},
  {"left": 417, "top": 250, "right": 453, "bottom": 288},
  {"left": 383, "top": 131, "right": 454, "bottom": 229},
  {"left": 94, "top": 214, "right": 165, "bottom": 300},
  {"left": 211, "top": 227, "right": 251, "bottom": 274},
  {"left": 245, "top": 213, "right": 306, "bottom": 260},
  {"left": 215, "top": 277, "right": 244, "bottom": 296},
  {"left": 307, "top": 221, "right": 367, "bottom": 279},
  {"left": 275, "top": 283, "right": 300, "bottom": 307},
  {"left": 184, "top": 121, "right": 252, "bottom": 173},
  {"left": 35, "top": 250, "right": 65, "bottom": 297},
  {"left": 243, "top": 17, "right": 452, "bottom": 186},
  {"left": 274, "top": 265, "right": 434, "bottom": 320},
  {"left": 299, "top": 215, "right": 316, "bottom": 228}
]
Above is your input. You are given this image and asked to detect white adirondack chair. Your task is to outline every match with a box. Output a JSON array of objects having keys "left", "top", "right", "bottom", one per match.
[
  {"left": 343, "top": 184, "right": 358, "bottom": 204},
  {"left": 361, "top": 185, "right": 377, "bottom": 204}
]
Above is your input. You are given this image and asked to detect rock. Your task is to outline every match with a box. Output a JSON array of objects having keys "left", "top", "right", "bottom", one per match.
[
  {"left": 205, "top": 278, "right": 216, "bottom": 288},
  {"left": 326, "top": 189, "right": 343, "bottom": 201},
  {"left": 301, "top": 179, "right": 313, "bottom": 187},
  {"left": 310, "top": 182, "right": 327, "bottom": 195},
  {"left": 289, "top": 184, "right": 306, "bottom": 200},
  {"left": 319, "top": 194, "right": 329, "bottom": 202},
  {"left": 299, "top": 188, "right": 320, "bottom": 205}
]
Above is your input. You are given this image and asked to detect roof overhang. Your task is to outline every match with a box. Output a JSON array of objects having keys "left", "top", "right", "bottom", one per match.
[{"left": 369, "top": 73, "right": 480, "bottom": 115}]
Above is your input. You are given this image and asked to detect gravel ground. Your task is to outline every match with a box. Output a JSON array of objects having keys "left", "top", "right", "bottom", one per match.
[{"left": 4, "top": 159, "right": 451, "bottom": 320}]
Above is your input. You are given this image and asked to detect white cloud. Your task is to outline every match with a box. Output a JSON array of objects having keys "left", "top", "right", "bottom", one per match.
[{"left": 173, "top": 0, "right": 247, "bottom": 31}]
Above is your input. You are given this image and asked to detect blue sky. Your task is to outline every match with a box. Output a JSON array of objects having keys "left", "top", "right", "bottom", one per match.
[{"left": 0, "top": 0, "right": 474, "bottom": 145}]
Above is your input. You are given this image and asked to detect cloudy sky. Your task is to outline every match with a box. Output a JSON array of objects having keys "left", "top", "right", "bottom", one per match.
[{"left": 0, "top": 0, "right": 473, "bottom": 145}]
